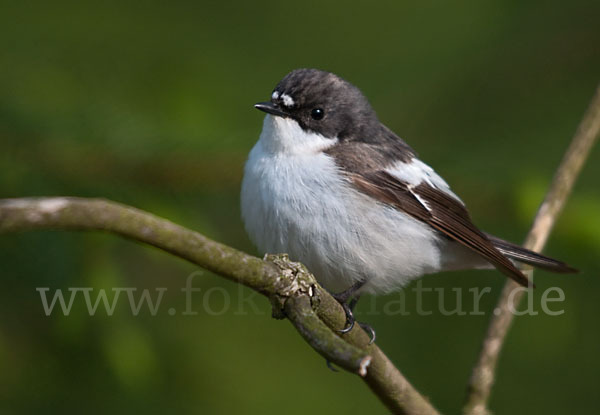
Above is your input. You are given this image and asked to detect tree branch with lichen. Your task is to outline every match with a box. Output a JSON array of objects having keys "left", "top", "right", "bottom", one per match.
[
  {"left": 0, "top": 196, "right": 439, "bottom": 415},
  {"left": 3, "top": 83, "right": 598, "bottom": 415}
]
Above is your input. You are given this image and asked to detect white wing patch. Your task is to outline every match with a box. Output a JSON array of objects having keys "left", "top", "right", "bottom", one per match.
[
  {"left": 407, "top": 184, "right": 432, "bottom": 212},
  {"left": 386, "top": 158, "right": 463, "bottom": 203}
]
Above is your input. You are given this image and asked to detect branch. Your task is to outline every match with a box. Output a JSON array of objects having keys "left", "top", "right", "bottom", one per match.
[
  {"left": 0, "top": 197, "right": 439, "bottom": 415},
  {"left": 463, "top": 83, "right": 600, "bottom": 415}
]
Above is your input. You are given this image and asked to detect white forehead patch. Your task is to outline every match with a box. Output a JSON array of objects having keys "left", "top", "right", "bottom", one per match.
[
  {"left": 271, "top": 91, "right": 279, "bottom": 100},
  {"left": 281, "top": 93, "right": 295, "bottom": 107}
]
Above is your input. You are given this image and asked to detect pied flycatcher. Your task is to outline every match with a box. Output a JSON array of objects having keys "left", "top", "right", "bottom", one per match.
[{"left": 241, "top": 68, "right": 575, "bottom": 333}]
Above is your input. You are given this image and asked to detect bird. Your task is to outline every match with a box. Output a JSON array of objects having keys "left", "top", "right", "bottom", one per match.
[{"left": 241, "top": 68, "right": 576, "bottom": 337}]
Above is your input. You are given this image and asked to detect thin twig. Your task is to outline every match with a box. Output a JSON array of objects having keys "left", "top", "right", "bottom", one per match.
[
  {"left": 0, "top": 197, "right": 439, "bottom": 415},
  {"left": 463, "top": 84, "right": 600, "bottom": 415}
]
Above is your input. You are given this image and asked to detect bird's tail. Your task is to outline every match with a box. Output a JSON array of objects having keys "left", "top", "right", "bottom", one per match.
[{"left": 485, "top": 233, "right": 578, "bottom": 274}]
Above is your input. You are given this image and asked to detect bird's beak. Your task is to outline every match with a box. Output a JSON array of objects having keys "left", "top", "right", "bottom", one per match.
[{"left": 254, "top": 101, "right": 289, "bottom": 118}]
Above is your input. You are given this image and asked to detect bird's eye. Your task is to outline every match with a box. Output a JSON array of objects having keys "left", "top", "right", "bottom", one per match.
[{"left": 311, "top": 108, "right": 325, "bottom": 120}]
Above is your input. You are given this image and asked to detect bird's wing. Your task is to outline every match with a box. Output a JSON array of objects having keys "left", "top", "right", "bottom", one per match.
[{"left": 349, "top": 169, "right": 533, "bottom": 287}]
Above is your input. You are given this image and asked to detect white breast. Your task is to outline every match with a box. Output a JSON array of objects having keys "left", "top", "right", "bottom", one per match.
[{"left": 241, "top": 115, "right": 454, "bottom": 294}]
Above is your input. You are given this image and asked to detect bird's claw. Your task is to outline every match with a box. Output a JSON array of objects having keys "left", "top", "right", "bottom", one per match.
[
  {"left": 331, "top": 281, "right": 375, "bottom": 342},
  {"left": 359, "top": 322, "right": 376, "bottom": 344},
  {"left": 338, "top": 302, "right": 356, "bottom": 333}
]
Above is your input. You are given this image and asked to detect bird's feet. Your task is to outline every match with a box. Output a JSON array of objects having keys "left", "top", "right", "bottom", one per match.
[
  {"left": 326, "top": 283, "right": 376, "bottom": 371},
  {"left": 331, "top": 282, "right": 376, "bottom": 344},
  {"left": 336, "top": 300, "right": 356, "bottom": 334}
]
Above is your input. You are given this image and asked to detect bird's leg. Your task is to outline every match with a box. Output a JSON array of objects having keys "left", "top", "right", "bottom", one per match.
[
  {"left": 330, "top": 280, "right": 366, "bottom": 334},
  {"left": 330, "top": 281, "right": 376, "bottom": 344},
  {"left": 325, "top": 282, "right": 376, "bottom": 371},
  {"left": 347, "top": 296, "right": 376, "bottom": 343},
  {"left": 332, "top": 280, "right": 365, "bottom": 304}
]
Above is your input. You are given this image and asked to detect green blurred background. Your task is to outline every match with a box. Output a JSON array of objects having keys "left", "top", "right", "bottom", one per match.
[{"left": 1, "top": 1, "right": 599, "bottom": 413}]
